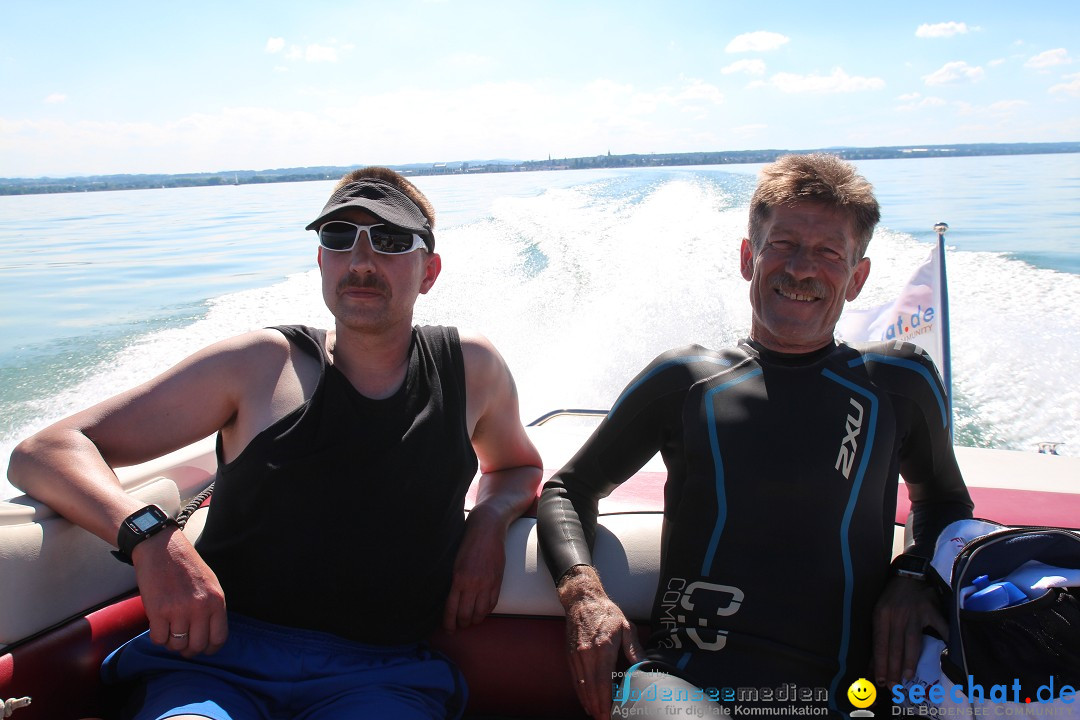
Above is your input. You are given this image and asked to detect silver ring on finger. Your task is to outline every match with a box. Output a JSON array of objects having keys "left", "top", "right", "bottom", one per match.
[{"left": 170, "top": 631, "right": 189, "bottom": 639}]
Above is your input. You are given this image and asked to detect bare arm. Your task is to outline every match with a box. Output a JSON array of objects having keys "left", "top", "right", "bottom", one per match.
[
  {"left": 7, "top": 330, "right": 293, "bottom": 656},
  {"left": 442, "top": 332, "right": 543, "bottom": 631}
]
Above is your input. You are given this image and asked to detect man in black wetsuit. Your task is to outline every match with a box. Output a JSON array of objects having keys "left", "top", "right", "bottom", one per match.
[
  {"left": 10, "top": 167, "right": 543, "bottom": 719},
  {"left": 537, "top": 154, "right": 973, "bottom": 719}
]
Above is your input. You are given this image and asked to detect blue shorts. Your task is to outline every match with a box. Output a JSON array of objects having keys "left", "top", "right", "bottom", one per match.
[{"left": 102, "top": 613, "right": 466, "bottom": 720}]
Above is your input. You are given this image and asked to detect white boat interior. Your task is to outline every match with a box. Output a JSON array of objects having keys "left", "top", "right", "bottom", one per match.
[{"left": 1, "top": 412, "right": 1078, "bottom": 718}]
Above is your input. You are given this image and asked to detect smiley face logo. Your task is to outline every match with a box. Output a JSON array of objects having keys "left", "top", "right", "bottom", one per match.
[{"left": 847, "top": 678, "right": 876, "bottom": 709}]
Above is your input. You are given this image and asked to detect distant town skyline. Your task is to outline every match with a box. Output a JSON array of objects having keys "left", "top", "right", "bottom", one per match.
[
  {"left": 3, "top": 1, "right": 1077, "bottom": 178},
  {"left": 6, "top": 141, "right": 1077, "bottom": 196}
]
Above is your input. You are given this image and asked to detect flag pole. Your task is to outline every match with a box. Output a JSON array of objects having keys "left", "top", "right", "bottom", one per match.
[{"left": 934, "top": 221, "right": 953, "bottom": 438}]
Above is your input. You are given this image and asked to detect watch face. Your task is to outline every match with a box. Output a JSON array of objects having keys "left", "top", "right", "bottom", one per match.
[
  {"left": 116, "top": 505, "right": 172, "bottom": 564},
  {"left": 132, "top": 511, "right": 161, "bottom": 532},
  {"left": 127, "top": 505, "right": 167, "bottom": 535}
]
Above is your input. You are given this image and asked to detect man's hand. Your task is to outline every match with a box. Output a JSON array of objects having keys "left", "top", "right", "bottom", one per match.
[
  {"left": 872, "top": 575, "right": 947, "bottom": 687},
  {"left": 558, "top": 566, "right": 645, "bottom": 720},
  {"left": 443, "top": 504, "right": 507, "bottom": 632},
  {"left": 133, "top": 527, "right": 228, "bottom": 658}
]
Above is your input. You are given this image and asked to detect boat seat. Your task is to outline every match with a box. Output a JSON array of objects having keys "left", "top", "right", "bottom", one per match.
[
  {"left": 0, "top": 477, "right": 180, "bottom": 649},
  {"left": 431, "top": 511, "right": 660, "bottom": 718},
  {"left": 0, "top": 438, "right": 215, "bottom": 650}
]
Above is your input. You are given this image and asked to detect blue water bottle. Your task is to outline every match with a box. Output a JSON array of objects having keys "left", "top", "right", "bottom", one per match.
[{"left": 963, "top": 575, "right": 1028, "bottom": 611}]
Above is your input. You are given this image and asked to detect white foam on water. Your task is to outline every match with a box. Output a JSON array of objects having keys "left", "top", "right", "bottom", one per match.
[
  {"left": 3, "top": 171, "right": 1078, "bottom": 499},
  {"left": 946, "top": 250, "right": 1080, "bottom": 451},
  {"left": 840, "top": 227, "right": 1080, "bottom": 454},
  {"left": 418, "top": 176, "right": 750, "bottom": 423},
  {"left": 0, "top": 271, "right": 332, "bottom": 496}
]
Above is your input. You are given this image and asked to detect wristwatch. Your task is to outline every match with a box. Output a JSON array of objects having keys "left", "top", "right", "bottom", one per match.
[
  {"left": 890, "top": 553, "right": 931, "bottom": 581},
  {"left": 112, "top": 504, "right": 177, "bottom": 565}
]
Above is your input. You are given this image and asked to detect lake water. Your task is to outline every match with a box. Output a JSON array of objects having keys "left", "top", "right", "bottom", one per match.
[{"left": 1, "top": 153, "right": 1078, "bottom": 497}]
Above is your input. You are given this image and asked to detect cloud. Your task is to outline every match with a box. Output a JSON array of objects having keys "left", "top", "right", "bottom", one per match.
[
  {"left": 988, "top": 100, "right": 1028, "bottom": 112},
  {"left": 721, "top": 59, "right": 766, "bottom": 76},
  {"left": 44, "top": 93, "right": 67, "bottom": 104},
  {"left": 915, "top": 22, "right": 970, "bottom": 38},
  {"left": 726, "top": 31, "right": 789, "bottom": 53},
  {"left": 304, "top": 44, "right": 338, "bottom": 63},
  {"left": 276, "top": 41, "right": 348, "bottom": 63},
  {"left": 1025, "top": 48, "right": 1071, "bottom": 70},
  {"left": 1050, "top": 73, "right": 1080, "bottom": 97},
  {"left": 446, "top": 53, "right": 493, "bottom": 69},
  {"left": 731, "top": 124, "right": 767, "bottom": 137},
  {"left": 988, "top": 58, "right": 1006, "bottom": 67},
  {"left": 675, "top": 79, "right": 724, "bottom": 104},
  {"left": 1, "top": 76, "right": 746, "bottom": 176},
  {"left": 951, "top": 99, "right": 1031, "bottom": 119},
  {"left": 952, "top": 101, "right": 976, "bottom": 116},
  {"left": 923, "top": 61, "right": 984, "bottom": 85},
  {"left": 895, "top": 93, "right": 947, "bottom": 111},
  {"left": 769, "top": 68, "right": 885, "bottom": 93}
]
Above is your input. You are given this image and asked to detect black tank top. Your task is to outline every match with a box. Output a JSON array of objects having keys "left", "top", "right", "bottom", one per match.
[{"left": 196, "top": 325, "right": 478, "bottom": 645}]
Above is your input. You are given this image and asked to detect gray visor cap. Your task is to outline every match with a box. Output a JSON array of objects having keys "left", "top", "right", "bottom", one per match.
[{"left": 306, "top": 179, "right": 435, "bottom": 251}]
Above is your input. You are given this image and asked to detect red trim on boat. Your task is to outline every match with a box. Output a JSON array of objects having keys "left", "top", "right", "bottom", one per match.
[
  {"left": 0, "top": 595, "right": 147, "bottom": 720},
  {"left": 895, "top": 485, "right": 1080, "bottom": 529},
  {"left": 477, "top": 469, "right": 1080, "bottom": 529},
  {"left": 431, "top": 616, "right": 648, "bottom": 718}
]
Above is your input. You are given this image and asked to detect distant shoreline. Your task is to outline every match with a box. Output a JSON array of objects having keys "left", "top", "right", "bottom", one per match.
[{"left": 2, "top": 141, "right": 1078, "bottom": 197}]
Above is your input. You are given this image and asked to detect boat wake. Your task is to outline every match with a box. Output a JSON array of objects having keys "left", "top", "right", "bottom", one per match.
[{"left": 2, "top": 169, "right": 1077, "bottom": 498}]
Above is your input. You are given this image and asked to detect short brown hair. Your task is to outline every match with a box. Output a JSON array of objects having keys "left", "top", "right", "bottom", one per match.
[
  {"left": 334, "top": 166, "right": 436, "bottom": 229},
  {"left": 748, "top": 153, "right": 880, "bottom": 260}
]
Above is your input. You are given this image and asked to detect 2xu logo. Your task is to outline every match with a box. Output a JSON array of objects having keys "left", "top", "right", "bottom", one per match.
[{"left": 835, "top": 397, "right": 864, "bottom": 480}]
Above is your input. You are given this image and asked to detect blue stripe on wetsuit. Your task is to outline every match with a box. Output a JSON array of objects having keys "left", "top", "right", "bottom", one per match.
[
  {"left": 848, "top": 353, "right": 947, "bottom": 428},
  {"left": 610, "top": 356, "right": 731, "bottom": 414},
  {"left": 676, "top": 367, "right": 763, "bottom": 673},
  {"left": 701, "top": 368, "right": 763, "bottom": 577},
  {"left": 610, "top": 354, "right": 734, "bottom": 674},
  {"left": 821, "top": 368, "right": 879, "bottom": 713}
]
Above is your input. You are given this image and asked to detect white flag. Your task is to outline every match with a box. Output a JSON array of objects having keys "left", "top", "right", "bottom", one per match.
[{"left": 835, "top": 248, "right": 945, "bottom": 371}]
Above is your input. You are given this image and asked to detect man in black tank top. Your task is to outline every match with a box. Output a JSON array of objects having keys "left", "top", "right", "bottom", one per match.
[
  {"left": 10, "top": 168, "right": 542, "bottom": 719},
  {"left": 537, "top": 154, "right": 973, "bottom": 719}
]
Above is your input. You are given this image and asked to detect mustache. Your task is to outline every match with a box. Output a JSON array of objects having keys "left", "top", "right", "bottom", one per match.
[
  {"left": 769, "top": 273, "right": 827, "bottom": 298},
  {"left": 338, "top": 274, "right": 389, "bottom": 295}
]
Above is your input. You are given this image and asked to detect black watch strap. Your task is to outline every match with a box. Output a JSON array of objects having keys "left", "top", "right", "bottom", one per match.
[
  {"left": 112, "top": 504, "right": 177, "bottom": 565},
  {"left": 890, "top": 552, "right": 931, "bottom": 581}
]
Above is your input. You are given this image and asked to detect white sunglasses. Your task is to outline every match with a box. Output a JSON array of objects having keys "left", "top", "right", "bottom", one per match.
[{"left": 317, "top": 221, "right": 427, "bottom": 255}]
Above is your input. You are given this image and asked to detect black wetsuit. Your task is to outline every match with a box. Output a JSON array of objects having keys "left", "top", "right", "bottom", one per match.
[
  {"left": 197, "top": 324, "right": 478, "bottom": 645},
  {"left": 538, "top": 339, "right": 973, "bottom": 712}
]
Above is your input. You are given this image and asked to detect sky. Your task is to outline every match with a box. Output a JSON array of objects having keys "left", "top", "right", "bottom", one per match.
[{"left": 1, "top": 0, "right": 1077, "bottom": 178}]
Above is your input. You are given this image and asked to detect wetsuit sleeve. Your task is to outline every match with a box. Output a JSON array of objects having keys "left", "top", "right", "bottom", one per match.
[
  {"left": 537, "top": 347, "right": 714, "bottom": 585},
  {"left": 891, "top": 345, "right": 974, "bottom": 558}
]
